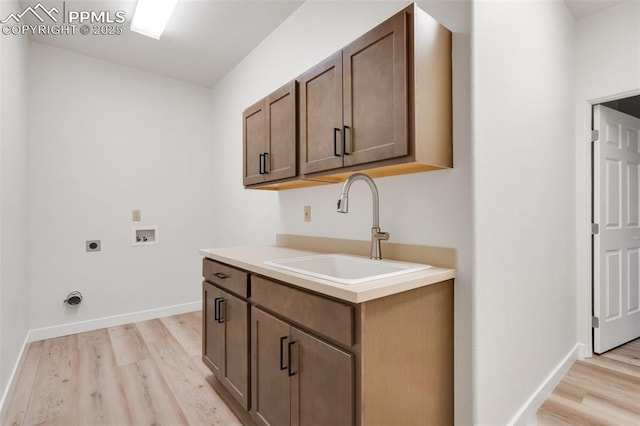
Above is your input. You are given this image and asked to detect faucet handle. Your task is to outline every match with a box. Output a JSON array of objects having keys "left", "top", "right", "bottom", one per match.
[
  {"left": 371, "top": 227, "right": 390, "bottom": 240},
  {"left": 376, "top": 231, "right": 390, "bottom": 241}
]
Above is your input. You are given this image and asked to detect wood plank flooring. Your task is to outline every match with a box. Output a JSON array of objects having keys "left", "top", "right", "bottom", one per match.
[
  {"left": 537, "top": 338, "right": 640, "bottom": 425},
  {"left": 2, "top": 311, "right": 255, "bottom": 426}
]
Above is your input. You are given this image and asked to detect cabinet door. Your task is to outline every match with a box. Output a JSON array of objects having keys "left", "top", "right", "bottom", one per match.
[
  {"left": 299, "top": 52, "right": 344, "bottom": 174},
  {"left": 220, "top": 290, "right": 250, "bottom": 409},
  {"left": 243, "top": 99, "right": 267, "bottom": 186},
  {"left": 290, "top": 327, "right": 354, "bottom": 426},
  {"left": 202, "top": 283, "right": 224, "bottom": 377},
  {"left": 251, "top": 308, "right": 291, "bottom": 426},
  {"left": 342, "top": 10, "right": 408, "bottom": 167},
  {"left": 265, "top": 81, "right": 297, "bottom": 182}
]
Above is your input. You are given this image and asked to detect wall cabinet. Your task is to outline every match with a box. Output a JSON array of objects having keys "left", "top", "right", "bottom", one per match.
[
  {"left": 251, "top": 307, "right": 353, "bottom": 426},
  {"left": 202, "top": 260, "right": 250, "bottom": 409},
  {"left": 243, "top": 80, "right": 297, "bottom": 186},
  {"left": 299, "top": 10, "right": 407, "bottom": 175},
  {"left": 244, "top": 3, "right": 452, "bottom": 190}
]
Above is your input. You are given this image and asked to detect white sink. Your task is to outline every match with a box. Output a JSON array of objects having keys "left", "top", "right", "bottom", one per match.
[{"left": 264, "top": 254, "right": 432, "bottom": 285}]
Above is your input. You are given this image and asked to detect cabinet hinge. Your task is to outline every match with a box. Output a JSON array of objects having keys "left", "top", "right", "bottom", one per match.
[
  {"left": 591, "top": 130, "right": 599, "bottom": 142},
  {"left": 592, "top": 223, "right": 599, "bottom": 235},
  {"left": 592, "top": 316, "right": 600, "bottom": 328}
]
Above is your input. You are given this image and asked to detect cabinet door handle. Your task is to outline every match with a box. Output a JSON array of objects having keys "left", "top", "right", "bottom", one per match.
[
  {"left": 343, "top": 125, "right": 350, "bottom": 155},
  {"left": 214, "top": 297, "right": 221, "bottom": 322},
  {"left": 217, "top": 298, "right": 225, "bottom": 323},
  {"left": 263, "top": 152, "right": 269, "bottom": 174},
  {"left": 279, "top": 336, "right": 288, "bottom": 370},
  {"left": 259, "top": 154, "right": 265, "bottom": 174},
  {"left": 213, "top": 272, "right": 228, "bottom": 280},
  {"left": 287, "top": 341, "right": 296, "bottom": 377},
  {"left": 333, "top": 128, "right": 341, "bottom": 157}
]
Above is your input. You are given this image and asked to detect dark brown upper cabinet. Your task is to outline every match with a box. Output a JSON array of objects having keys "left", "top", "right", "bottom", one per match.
[
  {"left": 243, "top": 80, "right": 297, "bottom": 186},
  {"left": 244, "top": 3, "right": 452, "bottom": 190},
  {"left": 300, "top": 10, "right": 407, "bottom": 175}
]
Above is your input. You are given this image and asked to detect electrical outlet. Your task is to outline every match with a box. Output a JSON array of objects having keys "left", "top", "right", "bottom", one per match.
[
  {"left": 132, "top": 209, "right": 141, "bottom": 221},
  {"left": 304, "top": 206, "right": 311, "bottom": 222}
]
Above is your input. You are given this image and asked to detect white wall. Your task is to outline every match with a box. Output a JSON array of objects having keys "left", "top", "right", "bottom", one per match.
[
  {"left": 208, "top": 1, "right": 473, "bottom": 423},
  {"left": 0, "top": 0, "right": 30, "bottom": 404},
  {"left": 574, "top": 1, "right": 640, "bottom": 358},
  {"left": 28, "top": 43, "right": 216, "bottom": 334},
  {"left": 472, "top": 1, "right": 576, "bottom": 424}
]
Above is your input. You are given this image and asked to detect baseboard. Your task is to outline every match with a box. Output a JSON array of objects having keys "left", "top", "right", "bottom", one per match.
[
  {"left": 0, "top": 331, "right": 31, "bottom": 424},
  {"left": 29, "top": 300, "right": 202, "bottom": 342},
  {"left": 509, "top": 342, "right": 583, "bottom": 425}
]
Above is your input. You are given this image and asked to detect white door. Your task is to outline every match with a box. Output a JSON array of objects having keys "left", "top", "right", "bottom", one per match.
[{"left": 594, "top": 105, "right": 640, "bottom": 353}]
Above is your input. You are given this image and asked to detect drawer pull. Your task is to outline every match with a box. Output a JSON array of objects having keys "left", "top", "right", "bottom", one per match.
[
  {"left": 287, "top": 341, "right": 297, "bottom": 377},
  {"left": 279, "top": 336, "right": 288, "bottom": 370},
  {"left": 213, "top": 272, "right": 228, "bottom": 279}
]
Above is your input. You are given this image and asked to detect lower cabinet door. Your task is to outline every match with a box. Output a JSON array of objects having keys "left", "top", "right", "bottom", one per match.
[
  {"left": 290, "top": 327, "right": 354, "bottom": 426},
  {"left": 220, "top": 290, "right": 250, "bottom": 409},
  {"left": 203, "top": 283, "right": 224, "bottom": 376},
  {"left": 203, "top": 283, "right": 250, "bottom": 410},
  {"left": 251, "top": 307, "right": 291, "bottom": 426}
]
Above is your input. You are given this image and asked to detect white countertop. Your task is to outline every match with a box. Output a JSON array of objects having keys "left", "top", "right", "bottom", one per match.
[{"left": 200, "top": 245, "right": 456, "bottom": 303}]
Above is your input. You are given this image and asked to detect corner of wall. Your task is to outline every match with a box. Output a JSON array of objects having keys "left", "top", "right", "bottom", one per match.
[{"left": 509, "top": 343, "right": 582, "bottom": 426}]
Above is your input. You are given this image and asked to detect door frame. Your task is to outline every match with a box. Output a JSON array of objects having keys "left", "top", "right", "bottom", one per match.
[{"left": 578, "top": 89, "right": 640, "bottom": 358}]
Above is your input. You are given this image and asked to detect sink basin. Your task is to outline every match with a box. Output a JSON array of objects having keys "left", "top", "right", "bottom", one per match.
[{"left": 264, "top": 254, "right": 432, "bottom": 285}]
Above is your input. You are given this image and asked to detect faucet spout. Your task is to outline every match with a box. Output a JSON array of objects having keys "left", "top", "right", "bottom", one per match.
[{"left": 336, "top": 173, "right": 390, "bottom": 259}]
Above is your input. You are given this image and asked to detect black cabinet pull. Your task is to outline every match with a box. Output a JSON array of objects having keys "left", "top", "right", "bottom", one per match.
[
  {"left": 333, "top": 128, "right": 341, "bottom": 156},
  {"left": 213, "top": 272, "right": 228, "bottom": 279},
  {"left": 259, "top": 154, "right": 265, "bottom": 174},
  {"left": 263, "top": 152, "right": 269, "bottom": 174},
  {"left": 214, "top": 297, "right": 221, "bottom": 322},
  {"left": 217, "top": 299, "right": 225, "bottom": 323},
  {"left": 279, "top": 336, "right": 288, "bottom": 370},
  {"left": 343, "top": 125, "right": 350, "bottom": 155},
  {"left": 287, "top": 341, "right": 296, "bottom": 377}
]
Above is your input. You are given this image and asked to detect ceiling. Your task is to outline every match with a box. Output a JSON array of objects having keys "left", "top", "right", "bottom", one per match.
[
  {"left": 19, "top": 0, "right": 304, "bottom": 88},
  {"left": 14, "top": 0, "right": 627, "bottom": 90},
  {"left": 564, "top": 0, "right": 626, "bottom": 20}
]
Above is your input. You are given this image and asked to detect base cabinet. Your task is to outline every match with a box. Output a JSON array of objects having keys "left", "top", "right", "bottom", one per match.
[
  {"left": 202, "top": 282, "right": 250, "bottom": 409},
  {"left": 202, "top": 258, "right": 453, "bottom": 426},
  {"left": 251, "top": 307, "right": 354, "bottom": 426}
]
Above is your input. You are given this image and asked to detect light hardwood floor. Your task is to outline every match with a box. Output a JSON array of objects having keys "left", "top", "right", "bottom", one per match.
[
  {"left": 1, "top": 311, "right": 254, "bottom": 426},
  {"left": 537, "top": 338, "right": 640, "bottom": 425}
]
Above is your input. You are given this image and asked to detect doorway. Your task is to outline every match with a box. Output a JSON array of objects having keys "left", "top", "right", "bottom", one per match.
[{"left": 592, "top": 95, "right": 640, "bottom": 354}]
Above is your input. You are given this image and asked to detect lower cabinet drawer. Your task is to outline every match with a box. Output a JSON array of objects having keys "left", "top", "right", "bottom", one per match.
[
  {"left": 251, "top": 275, "right": 355, "bottom": 347},
  {"left": 202, "top": 258, "right": 249, "bottom": 298}
]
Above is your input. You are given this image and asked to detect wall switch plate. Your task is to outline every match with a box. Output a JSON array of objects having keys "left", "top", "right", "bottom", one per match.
[
  {"left": 304, "top": 205, "right": 311, "bottom": 222},
  {"left": 86, "top": 240, "right": 101, "bottom": 252},
  {"left": 132, "top": 209, "right": 141, "bottom": 221}
]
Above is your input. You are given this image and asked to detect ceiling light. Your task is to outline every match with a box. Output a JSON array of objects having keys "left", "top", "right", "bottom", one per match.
[{"left": 130, "top": 0, "right": 178, "bottom": 40}]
